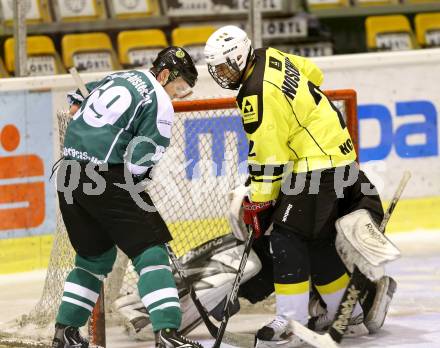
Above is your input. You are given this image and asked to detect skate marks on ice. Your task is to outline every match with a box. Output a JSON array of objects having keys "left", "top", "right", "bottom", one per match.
[
  {"left": 196, "top": 315, "right": 440, "bottom": 348},
  {"left": 343, "top": 314, "right": 440, "bottom": 347},
  {"left": 191, "top": 234, "right": 440, "bottom": 348},
  {"left": 105, "top": 313, "right": 440, "bottom": 347},
  {"left": 2, "top": 231, "right": 440, "bottom": 347}
]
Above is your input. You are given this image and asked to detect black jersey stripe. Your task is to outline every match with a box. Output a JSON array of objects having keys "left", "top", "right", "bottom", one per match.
[
  {"left": 248, "top": 164, "right": 285, "bottom": 177},
  {"left": 251, "top": 176, "right": 283, "bottom": 183}
]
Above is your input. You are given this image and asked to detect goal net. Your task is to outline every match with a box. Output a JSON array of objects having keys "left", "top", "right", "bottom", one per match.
[{"left": 0, "top": 91, "right": 358, "bottom": 346}]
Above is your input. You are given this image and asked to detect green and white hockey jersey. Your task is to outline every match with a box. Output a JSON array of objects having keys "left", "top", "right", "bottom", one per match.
[{"left": 63, "top": 70, "right": 173, "bottom": 175}]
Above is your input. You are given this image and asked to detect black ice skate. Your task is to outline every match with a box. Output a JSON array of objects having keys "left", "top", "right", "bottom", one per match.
[
  {"left": 256, "top": 315, "right": 304, "bottom": 347},
  {"left": 51, "top": 323, "right": 89, "bottom": 348},
  {"left": 155, "top": 328, "right": 203, "bottom": 348}
]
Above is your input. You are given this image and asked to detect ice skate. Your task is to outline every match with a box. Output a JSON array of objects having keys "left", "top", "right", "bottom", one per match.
[
  {"left": 155, "top": 328, "right": 203, "bottom": 348},
  {"left": 308, "top": 312, "right": 369, "bottom": 338},
  {"left": 51, "top": 323, "right": 89, "bottom": 348},
  {"left": 255, "top": 315, "right": 304, "bottom": 347}
]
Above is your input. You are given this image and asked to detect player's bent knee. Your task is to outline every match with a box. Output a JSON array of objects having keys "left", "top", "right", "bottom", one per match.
[
  {"left": 75, "top": 246, "right": 117, "bottom": 277},
  {"left": 131, "top": 244, "right": 170, "bottom": 274}
]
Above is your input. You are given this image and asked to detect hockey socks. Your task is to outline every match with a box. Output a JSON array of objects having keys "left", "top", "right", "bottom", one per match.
[
  {"left": 315, "top": 273, "right": 363, "bottom": 319},
  {"left": 56, "top": 247, "right": 116, "bottom": 327},
  {"left": 133, "top": 245, "right": 181, "bottom": 332},
  {"left": 274, "top": 281, "right": 310, "bottom": 325}
]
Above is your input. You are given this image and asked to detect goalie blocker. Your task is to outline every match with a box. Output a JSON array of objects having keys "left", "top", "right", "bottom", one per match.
[{"left": 335, "top": 209, "right": 401, "bottom": 282}]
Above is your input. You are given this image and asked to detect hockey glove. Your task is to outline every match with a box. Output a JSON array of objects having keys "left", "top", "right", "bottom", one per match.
[{"left": 242, "top": 197, "right": 274, "bottom": 238}]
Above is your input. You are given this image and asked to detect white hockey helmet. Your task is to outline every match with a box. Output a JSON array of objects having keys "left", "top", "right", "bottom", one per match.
[{"left": 204, "top": 25, "right": 253, "bottom": 90}]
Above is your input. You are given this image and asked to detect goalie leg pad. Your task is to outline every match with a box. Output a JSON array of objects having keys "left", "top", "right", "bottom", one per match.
[
  {"left": 178, "top": 243, "right": 261, "bottom": 330},
  {"left": 210, "top": 295, "right": 240, "bottom": 321},
  {"left": 363, "top": 276, "right": 397, "bottom": 333},
  {"left": 113, "top": 293, "right": 150, "bottom": 334},
  {"left": 335, "top": 209, "right": 401, "bottom": 281}
]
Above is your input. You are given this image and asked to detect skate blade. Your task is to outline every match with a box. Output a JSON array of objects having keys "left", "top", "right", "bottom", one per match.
[{"left": 255, "top": 338, "right": 303, "bottom": 348}]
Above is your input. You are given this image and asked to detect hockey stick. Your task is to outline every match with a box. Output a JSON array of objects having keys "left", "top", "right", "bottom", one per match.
[
  {"left": 212, "top": 225, "right": 256, "bottom": 348},
  {"left": 166, "top": 243, "right": 256, "bottom": 348},
  {"left": 378, "top": 171, "right": 411, "bottom": 232},
  {"left": 69, "top": 67, "right": 89, "bottom": 97},
  {"left": 327, "top": 171, "right": 411, "bottom": 343}
]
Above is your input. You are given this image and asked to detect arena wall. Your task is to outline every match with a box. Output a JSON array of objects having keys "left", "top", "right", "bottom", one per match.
[{"left": 1, "top": 49, "right": 439, "bottom": 273}]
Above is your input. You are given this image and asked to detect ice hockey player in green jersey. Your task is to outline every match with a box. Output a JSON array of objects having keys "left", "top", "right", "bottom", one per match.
[{"left": 52, "top": 47, "right": 203, "bottom": 348}]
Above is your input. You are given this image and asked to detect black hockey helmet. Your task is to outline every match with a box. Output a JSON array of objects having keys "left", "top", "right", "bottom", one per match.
[{"left": 151, "top": 46, "right": 198, "bottom": 88}]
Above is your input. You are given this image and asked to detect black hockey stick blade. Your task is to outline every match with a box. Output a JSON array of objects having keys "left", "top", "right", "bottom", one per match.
[
  {"left": 166, "top": 244, "right": 255, "bottom": 348},
  {"left": 187, "top": 284, "right": 255, "bottom": 348},
  {"left": 212, "top": 226, "right": 256, "bottom": 348},
  {"left": 328, "top": 266, "right": 369, "bottom": 343}
]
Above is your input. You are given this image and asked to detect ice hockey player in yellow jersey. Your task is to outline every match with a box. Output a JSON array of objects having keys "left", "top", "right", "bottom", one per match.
[{"left": 205, "top": 26, "right": 397, "bottom": 347}]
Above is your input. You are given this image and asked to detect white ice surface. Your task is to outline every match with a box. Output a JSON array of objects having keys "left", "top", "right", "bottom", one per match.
[{"left": 1, "top": 230, "right": 440, "bottom": 347}]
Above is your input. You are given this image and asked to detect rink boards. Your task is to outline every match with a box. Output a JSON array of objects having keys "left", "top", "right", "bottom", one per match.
[{"left": 1, "top": 49, "right": 439, "bottom": 273}]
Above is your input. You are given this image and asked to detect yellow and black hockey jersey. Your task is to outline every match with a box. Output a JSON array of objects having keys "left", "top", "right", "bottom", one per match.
[{"left": 236, "top": 47, "right": 357, "bottom": 202}]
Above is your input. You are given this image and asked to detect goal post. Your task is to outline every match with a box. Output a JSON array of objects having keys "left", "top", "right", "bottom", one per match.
[
  {"left": 324, "top": 89, "right": 359, "bottom": 156},
  {"left": 0, "top": 89, "right": 358, "bottom": 347}
]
